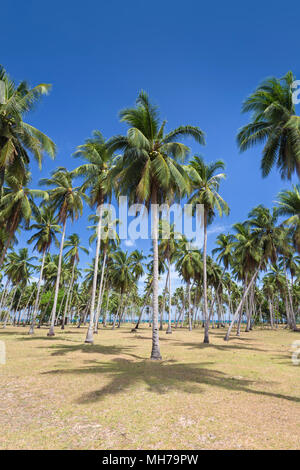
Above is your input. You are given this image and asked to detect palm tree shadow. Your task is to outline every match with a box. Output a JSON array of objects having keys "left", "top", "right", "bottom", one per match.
[
  {"left": 43, "top": 358, "right": 300, "bottom": 405},
  {"left": 40, "top": 343, "right": 138, "bottom": 357}
]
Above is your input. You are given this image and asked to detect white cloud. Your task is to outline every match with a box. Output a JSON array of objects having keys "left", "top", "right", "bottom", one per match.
[{"left": 124, "top": 239, "right": 135, "bottom": 247}]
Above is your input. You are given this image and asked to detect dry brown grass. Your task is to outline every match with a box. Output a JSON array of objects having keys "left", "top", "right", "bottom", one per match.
[{"left": 0, "top": 324, "right": 300, "bottom": 449}]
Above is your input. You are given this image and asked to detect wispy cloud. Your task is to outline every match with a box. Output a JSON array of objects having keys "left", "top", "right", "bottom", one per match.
[{"left": 207, "top": 224, "right": 232, "bottom": 236}]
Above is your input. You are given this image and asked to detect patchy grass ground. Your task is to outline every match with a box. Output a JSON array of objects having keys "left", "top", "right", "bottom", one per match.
[{"left": 0, "top": 324, "right": 300, "bottom": 449}]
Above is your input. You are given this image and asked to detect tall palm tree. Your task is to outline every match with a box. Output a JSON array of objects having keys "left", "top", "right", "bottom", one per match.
[
  {"left": 276, "top": 185, "right": 300, "bottom": 252},
  {"left": 61, "top": 233, "right": 88, "bottom": 329},
  {"left": 237, "top": 71, "right": 300, "bottom": 179},
  {"left": 0, "top": 171, "right": 49, "bottom": 266},
  {"left": 73, "top": 131, "right": 114, "bottom": 344},
  {"left": 188, "top": 156, "right": 229, "bottom": 343},
  {"left": 110, "top": 250, "right": 136, "bottom": 328},
  {"left": 109, "top": 90, "right": 205, "bottom": 359},
  {"left": 40, "top": 167, "right": 86, "bottom": 336},
  {"left": 27, "top": 206, "right": 61, "bottom": 334},
  {"left": 0, "top": 65, "right": 56, "bottom": 188}
]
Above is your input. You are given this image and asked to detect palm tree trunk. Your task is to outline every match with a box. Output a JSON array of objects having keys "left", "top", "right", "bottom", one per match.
[
  {"left": 203, "top": 209, "right": 209, "bottom": 343},
  {"left": 188, "top": 279, "right": 192, "bottom": 331},
  {"left": 94, "top": 247, "right": 107, "bottom": 333},
  {"left": 85, "top": 203, "right": 103, "bottom": 344},
  {"left": 29, "top": 248, "right": 46, "bottom": 334},
  {"left": 61, "top": 258, "right": 76, "bottom": 330},
  {"left": 47, "top": 218, "right": 67, "bottom": 336},
  {"left": 166, "top": 255, "right": 172, "bottom": 334},
  {"left": 224, "top": 263, "right": 261, "bottom": 341},
  {"left": 150, "top": 187, "right": 162, "bottom": 360}
]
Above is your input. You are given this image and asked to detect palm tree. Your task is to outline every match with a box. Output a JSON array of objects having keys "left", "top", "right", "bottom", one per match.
[
  {"left": 61, "top": 233, "right": 88, "bottom": 329},
  {"left": 0, "top": 171, "right": 49, "bottom": 266},
  {"left": 40, "top": 167, "right": 86, "bottom": 336},
  {"left": 73, "top": 131, "right": 114, "bottom": 344},
  {"left": 188, "top": 156, "right": 229, "bottom": 343},
  {"left": 109, "top": 90, "right": 205, "bottom": 359},
  {"left": 0, "top": 65, "right": 56, "bottom": 187},
  {"left": 276, "top": 185, "right": 300, "bottom": 252},
  {"left": 27, "top": 206, "right": 61, "bottom": 334},
  {"left": 237, "top": 71, "right": 300, "bottom": 179},
  {"left": 3, "top": 248, "right": 36, "bottom": 327}
]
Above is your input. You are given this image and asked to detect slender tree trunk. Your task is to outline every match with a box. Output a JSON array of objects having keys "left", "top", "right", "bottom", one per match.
[
  {"left": 224, "top": 263, "right": 261, "bottom": 341},
  {"left": 166, "top": 256, "right": 172, "bottom": 334},
  {"left": 133, "top": 287, "right": 151, "bottom": 330},
  {"left": 47, "top": 219, "right": 67, "bottom": 336},
  {"left": 203, "top": 210, "right": 209, "bottom": 343},
  {"left": 61, "top": 258, "right": 76, "bottom": 330},
  {"left": 150, "top": 187, "right": 162, "bottom": 360},
  {"left": 188, "top": 279, "right": 192, "bottom": 331},
  {"left": 85, "top": 203, "right": 103, "bottom": 344},
  {"left": 94, "top": 247, "right": 107, "bottom": 333},
  {"left": 29, "top": 249, "right": 46, "bottom": 334}
]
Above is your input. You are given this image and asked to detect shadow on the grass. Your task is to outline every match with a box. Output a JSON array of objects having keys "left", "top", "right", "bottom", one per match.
[
  {"left": 42, "top": 357, "right": 300, "bottom": 405},
  {"left": 42, "top": 343, "right": 138, "bottom": 357}
]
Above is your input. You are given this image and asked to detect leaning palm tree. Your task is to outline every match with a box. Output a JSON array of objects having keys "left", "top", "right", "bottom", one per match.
[
  {"left": 40, "top": 167, "right": 87, "bottom": 336},
  {"left": 0, "top": 171, "right": 49, "bottom": 266},
  {"left": 61, "top": 233, "right": 88, "bottom": 329},
  {"left": 0, "top": 65, "right": 56, "bottom": 188},
  {"left": 188, "top": 156, "right": 229, "bottom": 343},
  {"left": 276, "top": 185, "right": 300, "bottom": 252},
  {"left": 27, "top": 206, "right": 61, "bottom": 334},
  {"left": 73, "top": 131, "right": 114, "bottom": 344},
  {"left": 237, "top": 71, "right": 300, "bottom": 179},
  {"left": 109, "top": 90, "right": 205, "bottom": 359}
]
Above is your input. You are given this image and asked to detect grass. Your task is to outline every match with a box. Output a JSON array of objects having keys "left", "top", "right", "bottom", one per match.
[{"left": 0, "top": 324, "right": 300, "bottom": 449}]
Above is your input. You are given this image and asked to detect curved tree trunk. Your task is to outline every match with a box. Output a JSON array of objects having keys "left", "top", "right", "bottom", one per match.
[
  {"left": 166, "top": 256, "right": 172, "bottom": 334},
  {"left": 224, "top": 263, "right": 261, "bottom": 341},
  {"left": 94, "top": 247, "right": 107, "bottom": 334},
  {"left": 47, "top": 218, "right": 67, "bottom": 336},
  {"left": 203, "top": 210, "right": 209, "bottom": 343},
  {"left": 61, "top": 257, "right": 76, "bottom": 330},
  {"left": 85, "top": 203, "right": 103, "bottom": 344},
  {"left": 150, "top": 187, "right": 162, "bottom": 360},
  {"left": 29, "top": 248, "right": 46, "bottom": 334}
]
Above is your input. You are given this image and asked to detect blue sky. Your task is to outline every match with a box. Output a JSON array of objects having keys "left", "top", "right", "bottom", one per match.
[{"left": 1, "top": 0, "right": 299, "bottom": 284}]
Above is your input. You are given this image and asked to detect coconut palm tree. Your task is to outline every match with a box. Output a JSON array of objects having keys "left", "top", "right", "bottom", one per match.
[
  {"left": 73, "top": 131, "right": 114, "bottom": 344},
  {"left": 188, "top": 156, "right": 229, "bottom": 343},
  {"left": 27, "top": 206, "right": 61, "bottom": 334},
  {"left": 40, "top": 167, "right": 86, "bottom": 336},
  {"left": 0, "top": 65, "right": 56, "bottom": 188},
  {"left": 0, "top": 171, "right": 49, "bottom": 266},
  {"left": 109, "top": 90, "right": 205, "bottom": 359},
  {"left": 276, "top": 185, "right": 300, "bottom": 252},
  {"left": 61, "top": 233, "right": 88, "bottom": 329},
  {"left": 237, "top": 71, "right": 300, "bottom": 180}
]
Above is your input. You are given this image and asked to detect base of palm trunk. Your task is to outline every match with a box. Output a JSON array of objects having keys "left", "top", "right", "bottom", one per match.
[
  {"left": 28, "top": 326, "right": 34, "bottom": 335},
  {"left": 85, "top": 327, "right": 94, "bottom": 344},
  {"left": 61, "top": 324, "right": 65, "bottom": 330},
  {"left": 131, "top": 328, "right": 138, "bottom": 332},
  {"left": 150, "top": 353, "right": 162, "bottom": 360},
  {"left": 93, "top": 329, "right": 98, "bottom": 334},
  {"left": 47, "top": 326, "right": 55, "bottom": 336},
  {"left": 166, "top": 327, "right": 172, "bottom": 334}
]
